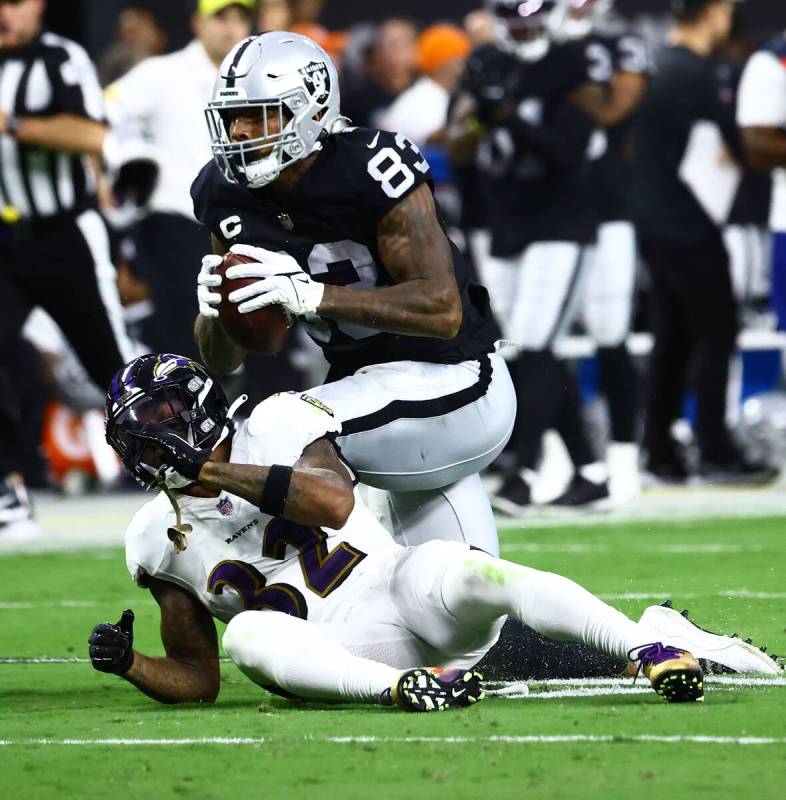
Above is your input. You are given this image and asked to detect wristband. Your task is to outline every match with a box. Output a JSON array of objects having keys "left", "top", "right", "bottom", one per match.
[{"left": 260, "top": 464, "right": 293, "bottom": 517}]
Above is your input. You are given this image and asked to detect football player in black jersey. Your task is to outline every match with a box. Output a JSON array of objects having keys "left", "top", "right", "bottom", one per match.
[
  {"left": 191, "top": 32, "right": 516, "bottom": 556},
  {"left": 552, "top": 0, "right": 650, "bottom": 504},
  {"left": 447, "top": 0, "right": 612, "bottom": 513}
]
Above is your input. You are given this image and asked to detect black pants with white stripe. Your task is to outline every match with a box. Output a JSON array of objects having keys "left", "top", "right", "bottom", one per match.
[{"left": 0, "top": 209, "right": 132, "bottom": 475}]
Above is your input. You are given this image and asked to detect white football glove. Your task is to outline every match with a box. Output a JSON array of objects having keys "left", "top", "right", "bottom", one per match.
[
  {"left": 197, "top": 254, "right": 223, "bottom": 318},
  {"left": 226, "top": 244, "right": 324, "bottom": 317}
]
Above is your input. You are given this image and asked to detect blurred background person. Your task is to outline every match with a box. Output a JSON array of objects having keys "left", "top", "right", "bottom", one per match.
[
  {"left": 448, "top": 0, "right": 613, "bottom": 512},
  {"left": 0, "top": 0, "right": 134, "bottom": 538},
  {"left": 737, "top": 25, "right": 786, "bottom": 337},
  {"left": 257, "top": 0, "right": 292, "bottom": 33},
  {"left": 633, "top": 0, "right": 775, "bottom": 485},
  {"left": 342, "top": 17, "right": 418, "bottom": 128},
  {"left": 552, "top": 0, "right": 650, "bottom": 504},
  {"left": 380, "top": 23, "right": 471, "bottom": 148},
  {"left": 464, "top": 8, "right": 496, "bottom": 47},
  {"left": 98, "top": 2, "right": 168, "bottom": 85},
  {"left": 103, "top": 0, "right": 254, "bottom": 361}
]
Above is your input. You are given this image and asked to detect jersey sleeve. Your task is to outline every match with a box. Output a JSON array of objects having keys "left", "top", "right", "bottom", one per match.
[
  {"left": 190, "top": 161, "right": 218, "bottom": 230},
  {"left": 242, "top": 392, "right": 342, "bottom": 466},
  {"left": 124, "top": 498, "right": 172, "bottom": 586},
  {"left": 737, "top": 51, "right": 786, "bottom": 127},
  {"left": 614, "top": 33, "right": 651, "bottom": 76},
  {"left": 343, "top": 128, "right": 433, "bottom": 221},
  {"left": 48, "top": 38, "right": 105, "bottom": 121}
]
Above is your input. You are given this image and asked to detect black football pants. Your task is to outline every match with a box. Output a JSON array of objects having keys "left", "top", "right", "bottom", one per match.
[
  {"left": 639, "top": 232, "right": 738, "bottom": 462},
  {"left": 0, "top": 210, "right": 130, "bottom": 476}
]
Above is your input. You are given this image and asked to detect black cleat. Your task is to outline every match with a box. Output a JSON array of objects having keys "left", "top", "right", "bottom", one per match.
[
  {"left": 491, "top": 474, "right": 532, "bottom": 516},
  {"left": 546, "top": 474, "right": 612, "bottom": 510},
  {"left": 388, "top": 668, "right": 484, "bottom": 712}
]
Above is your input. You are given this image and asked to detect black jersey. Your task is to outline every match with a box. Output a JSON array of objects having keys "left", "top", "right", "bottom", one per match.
[
  {"left": 465, "top": 41, "right": 598, "bottom": 256},
  {"left": 588, "top": 31, "right": 650, "bottom": 223},
  {"left": 0, "top": 32, "right": 105, "bottom": 221},
  {"left": 191, "top": 127, "right": 497, "bottom": 380}
]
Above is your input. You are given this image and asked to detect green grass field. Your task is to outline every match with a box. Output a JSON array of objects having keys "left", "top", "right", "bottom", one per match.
[{"left": 2, "top": 515, "right": 785, "bottom": 799}]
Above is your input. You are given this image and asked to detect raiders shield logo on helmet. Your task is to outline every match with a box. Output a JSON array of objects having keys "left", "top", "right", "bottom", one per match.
[{"left": 299, "top": 60, "right": 331, "bottom": 104}]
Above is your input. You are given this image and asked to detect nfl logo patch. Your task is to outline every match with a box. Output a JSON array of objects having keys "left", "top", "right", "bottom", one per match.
[{"left": 217, "top": 496, "right": 234, "bottom": 516}]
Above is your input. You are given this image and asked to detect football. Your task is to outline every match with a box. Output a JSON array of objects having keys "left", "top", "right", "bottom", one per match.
[{"left": 214, "top": 251, "right": 291, "bottom": 356}]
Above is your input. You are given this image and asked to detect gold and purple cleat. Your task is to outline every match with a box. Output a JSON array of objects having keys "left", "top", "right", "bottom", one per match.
[
  {"left": 631, "top": 642, "right": 705, "bottom": 703},
  {"left": 387, "top": 667, "right": 485, "bottom": 712}
]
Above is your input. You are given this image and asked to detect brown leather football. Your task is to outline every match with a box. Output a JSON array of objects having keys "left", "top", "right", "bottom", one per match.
[{"left": 214, "top": 251, "right": 290, "bottom": 356}]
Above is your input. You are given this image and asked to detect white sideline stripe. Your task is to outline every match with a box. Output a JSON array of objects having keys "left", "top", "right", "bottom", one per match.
[{"left": 1, "top": 735, "right": 785, "bottom": 747}]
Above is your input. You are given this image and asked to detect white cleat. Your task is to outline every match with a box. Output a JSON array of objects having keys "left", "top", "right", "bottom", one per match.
[{"left": 638, "top": 603, "right": 783, "bottom": 676}]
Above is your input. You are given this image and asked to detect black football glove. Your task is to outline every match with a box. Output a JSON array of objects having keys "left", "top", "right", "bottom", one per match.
[
  {"left": 128, "top": 428, "right": 212, "bottom": 482},
  {"left": 88, "top": 609, "right": 135, "bottom": 675}
]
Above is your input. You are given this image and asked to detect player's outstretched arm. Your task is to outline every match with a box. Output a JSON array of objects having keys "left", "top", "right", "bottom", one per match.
[
  {"left": 122, "top": 578, "right": 221, "bottom": 704},
  {"left": 317, "top": 184, "right": 462, "bottom": 340},
  {"left": 198, "top": 437, "right": 355, "bottom": 530}
]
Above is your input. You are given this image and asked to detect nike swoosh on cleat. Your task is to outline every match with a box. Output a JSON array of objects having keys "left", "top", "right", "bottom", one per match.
[
  {"left": 452, "top": 688, "right": 466, "bottom": 698},
  {"left": 367, "top": 132, "right": 380, "bottom": 149}
]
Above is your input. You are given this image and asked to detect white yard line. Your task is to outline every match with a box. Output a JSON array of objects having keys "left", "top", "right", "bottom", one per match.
[
  {"left": 1, "top": 735, "right": 784, "bottom": 747},
  {"left": 500, "top": 543, "right": 767, "bottom": 555}
]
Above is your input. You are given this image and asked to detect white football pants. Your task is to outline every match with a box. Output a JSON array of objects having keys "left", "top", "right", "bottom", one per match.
[
  {"left": 309, "top": 353, "right": 516, "bottom": 553},
  {"left": 223, "top": 541, "right": 648, "bottom": 704}
]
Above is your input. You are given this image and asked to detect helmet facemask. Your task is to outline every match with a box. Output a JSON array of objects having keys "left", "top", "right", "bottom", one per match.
[
  {"left": 206, "top": 90, "right": 312, "bottom": 188},
  {"left": 206, "top": 33, "right": 342, "bottom": 189}
]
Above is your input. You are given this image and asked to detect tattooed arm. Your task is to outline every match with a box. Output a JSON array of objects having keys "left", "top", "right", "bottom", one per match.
[
  {"left": 123, "top": 578, "right": 221, "bottom": 704},
  {"left": 198, "top": 437, "right": 355, "bottom": 530},
  {"left": 316, "top": 183, "right": 462, "bottom": 339}
]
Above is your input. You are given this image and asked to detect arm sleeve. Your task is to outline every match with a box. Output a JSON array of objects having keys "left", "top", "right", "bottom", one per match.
[
  {"left": 49, "top": 40, "right": 105, "bottom": 122},
  {"left": 737, "top": 51, "right": 786, "bottom": 127},
  {"left": 346, "top": 128, "right": 434, "bottom": 222}
]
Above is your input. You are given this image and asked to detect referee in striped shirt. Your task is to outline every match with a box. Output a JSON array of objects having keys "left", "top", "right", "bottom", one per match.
[{"left": 0, "top": 0, "right": 133, "bottom": 539}]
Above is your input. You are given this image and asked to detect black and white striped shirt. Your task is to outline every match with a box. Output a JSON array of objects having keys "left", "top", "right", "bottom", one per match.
[{"left": 0, "top": 32, "right": 105, "bottom": 222}]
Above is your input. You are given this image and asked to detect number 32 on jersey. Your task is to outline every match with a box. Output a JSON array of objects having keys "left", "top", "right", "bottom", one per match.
[
  {"left": 206, "top": 519, "right": 366, "bottom": 619},
  {"left": 367, "top": 133, "right": 429, "bottom": 199}
]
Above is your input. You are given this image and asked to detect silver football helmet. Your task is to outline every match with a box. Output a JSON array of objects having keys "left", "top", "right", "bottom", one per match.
[
  {"left": 205, "top": 31, "right": 342, "bottom": 188},
  {"left": 486, "top": 0, "right": 561, "bottom": 62}
]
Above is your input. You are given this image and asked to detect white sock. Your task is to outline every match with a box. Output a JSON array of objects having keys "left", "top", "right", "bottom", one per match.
[
  {"left": 223, "top": 611, "right": 401, "bottom": 703},
  {"left": 440, "top": 551, "right": 644, "bottom": 660}
]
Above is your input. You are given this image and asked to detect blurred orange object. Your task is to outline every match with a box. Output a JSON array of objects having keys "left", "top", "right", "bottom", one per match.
[
  {"left": 416, "top": 24, "right": 471, "bottom": 77},
  {"left": 291, "top": 23, "right": 348, "bottom": 57},
  {"left": 41, "top": 402, "right": 97, "bottom": 483}
]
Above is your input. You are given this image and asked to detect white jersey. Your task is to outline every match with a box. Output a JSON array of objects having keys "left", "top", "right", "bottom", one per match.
[
  {"left": 737, "top": 47, "right": 786, "bottom": 232},
  {"left": 125, "top": 392, "right": 400, "bottom": 624}
]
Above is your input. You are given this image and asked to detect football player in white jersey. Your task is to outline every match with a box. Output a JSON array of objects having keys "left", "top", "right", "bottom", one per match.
[{"left": 88, "top": 355, "right": 781, "bottom": 710}]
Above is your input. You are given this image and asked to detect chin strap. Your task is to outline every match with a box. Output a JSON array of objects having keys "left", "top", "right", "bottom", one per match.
[{"left": 158, "top": 476, "right": 193, "bottom": 555}]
